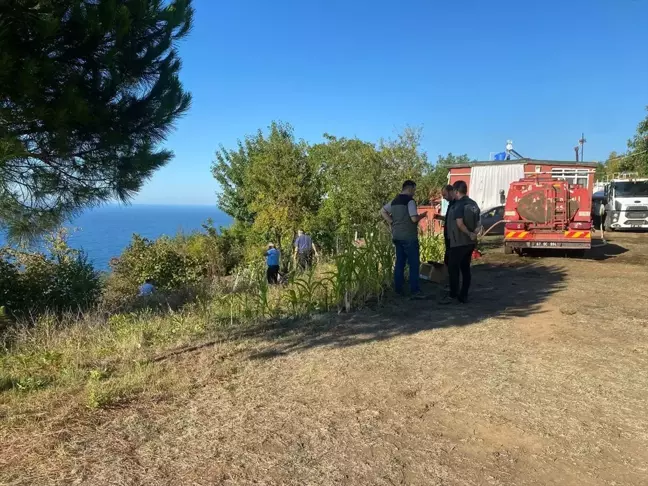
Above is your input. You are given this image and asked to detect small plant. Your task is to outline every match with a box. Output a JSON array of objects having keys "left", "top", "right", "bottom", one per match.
[{"left": 285, "top": 270, "right": 332, "bottom": 315}]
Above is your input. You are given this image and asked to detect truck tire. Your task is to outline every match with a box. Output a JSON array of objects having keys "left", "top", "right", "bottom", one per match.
[{"left": 604, "top": 216, "right": 614, "bottom": 232}]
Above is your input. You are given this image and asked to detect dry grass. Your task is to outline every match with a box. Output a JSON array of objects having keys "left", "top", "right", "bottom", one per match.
[{"left": 2, "top": 233, "right": 648, "bottom": 485}]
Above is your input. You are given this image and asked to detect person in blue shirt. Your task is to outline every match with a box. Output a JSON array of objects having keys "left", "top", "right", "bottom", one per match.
[
  {"left": 138, "top": 278, "right": 155, "bottom": 296},
  {"left": 264, "top": 243, "right": 281, "bottom": 284}
]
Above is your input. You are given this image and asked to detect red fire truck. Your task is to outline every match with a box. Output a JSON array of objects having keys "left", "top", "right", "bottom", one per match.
[{"left": 503, "top": 176, "right": 593, "bottom": 255}]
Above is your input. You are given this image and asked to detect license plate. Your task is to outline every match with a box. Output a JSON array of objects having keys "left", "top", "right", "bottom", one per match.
[
  {"left": 526, "top": 241, "right": 589, "bottom": 248},
  {"left": 530, "top": 242, "right": 559, "bottom": 247}
]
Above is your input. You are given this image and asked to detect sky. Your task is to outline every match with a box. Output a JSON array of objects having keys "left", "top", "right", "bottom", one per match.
[{"left": 134, "top": 0, "right": 648, "bottom": 205}]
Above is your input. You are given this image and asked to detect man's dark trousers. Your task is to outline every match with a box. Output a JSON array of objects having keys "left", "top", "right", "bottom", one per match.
[
  {"left": 393, "top": 239, "right": 420, "bottom": 295},
  {"left": 443, "top": 237, "right": 450, "bottom": 266},
  {"left": 267, "top": 265, "right": 280, "bottom": 284},
  {"left": 448, "top": 244, "right": 474, "bottom": 301}
]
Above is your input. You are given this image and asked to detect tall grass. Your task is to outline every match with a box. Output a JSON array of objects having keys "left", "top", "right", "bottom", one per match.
[
  {"left": 331, "top": 230, "right": 394, "bottom": 312},
  {"left": 0, "top": 225, "right": 398, "bottom": 406}
]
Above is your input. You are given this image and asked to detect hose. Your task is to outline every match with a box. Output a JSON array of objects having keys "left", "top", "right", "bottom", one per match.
[{"left": 479, "top": 220, "right": 507, "bottom": 237}]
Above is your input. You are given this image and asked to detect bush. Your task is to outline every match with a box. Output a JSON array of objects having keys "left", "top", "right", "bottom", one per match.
[
  {"left": 0, "top": 231, "right": 102, "bottom": 320},
  {"left": 103, "top": 223, "right": 245, "bottom": 310}
]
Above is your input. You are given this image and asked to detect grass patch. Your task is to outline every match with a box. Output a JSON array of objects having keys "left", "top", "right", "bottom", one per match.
[{"left": 1, "top": 229, "right": 399, "bottom": 416}]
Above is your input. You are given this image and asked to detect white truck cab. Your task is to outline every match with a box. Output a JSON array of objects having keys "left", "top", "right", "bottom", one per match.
[{"left": 604, "top": 174, "right": 648, "bottom": 230}]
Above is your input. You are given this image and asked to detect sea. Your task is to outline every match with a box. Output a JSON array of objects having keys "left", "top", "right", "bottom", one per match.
[{"left": 0, "top": 205, "right": 231, "bottom": 271}]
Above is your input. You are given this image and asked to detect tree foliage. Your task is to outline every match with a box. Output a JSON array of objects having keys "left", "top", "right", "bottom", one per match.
[
  {"left": 419, "top": 153, "right": 472, "bottom": 201},
  {"left": 627, "top": 107, "right": 648, "bottom": 176},
  {"left": 0, "top": 0, "right": 194, "bottom": 240},
  {"left": 213, "top": 122, "right": 322, "bottom": 250},
  {"left": 212, "top": 122, "right": 471, "bottom": 252},
  {"left": 309, "top": 135, "right": 388, "bottom": 240},
  {"left": 0, "top": 230, "right": 101, "bottom": 319},
  {"left": 597, "top": 107, "right": 648, "bottom": 179}
]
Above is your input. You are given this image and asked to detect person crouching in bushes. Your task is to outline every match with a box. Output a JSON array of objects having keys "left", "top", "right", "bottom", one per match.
[{"left": 138, "top": 278, "right": 156, "bottom": 296}]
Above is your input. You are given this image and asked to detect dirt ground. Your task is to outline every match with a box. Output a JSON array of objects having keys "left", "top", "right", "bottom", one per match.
[{"left": 2, "top": 232, "right": 648, "bottom": 485}]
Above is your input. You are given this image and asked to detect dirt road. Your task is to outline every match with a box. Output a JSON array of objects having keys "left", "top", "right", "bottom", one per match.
[{"left": 3, "top": 233, "right": 648, "bottom": 485}]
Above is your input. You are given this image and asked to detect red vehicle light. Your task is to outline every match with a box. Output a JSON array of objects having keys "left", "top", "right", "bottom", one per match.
[
  {"left": 505, "top": 223, "right": 525, "bottom": 230},
  {"left": 570, "top": 222, "right": 591, "bottom": 230}
]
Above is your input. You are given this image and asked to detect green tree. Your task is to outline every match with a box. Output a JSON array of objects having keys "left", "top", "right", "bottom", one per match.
[
  {"left": 307, "top": 127, "right": 439, "bottom": 250},
  {"left": 627, "top": 107, "right": 648, "bottom": 176},
  {"left": 308, "top": 135, "right": 387, "bottom": 245},
  {"left": 419, "top": 153, "right": 472, "bottom": 202},
  {"left": 212, "top": 138, "right": 260, "bottom": 225},
  {"left": 378, "top": 127, "right": 431, "bottom": 204},
  {"left": 212, "top": 122, "right": 322, "bottom": 250},
  {"left": 595, "top": 161, "right": 608, "bottom": 182},
  {"left": 0, "top": 0, "right": 194, "bottom": 240}
]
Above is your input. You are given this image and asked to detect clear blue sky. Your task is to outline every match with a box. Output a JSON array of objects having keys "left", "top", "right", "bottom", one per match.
[{"left": 134, "top": 0, "right": 648, "bottom": 205}]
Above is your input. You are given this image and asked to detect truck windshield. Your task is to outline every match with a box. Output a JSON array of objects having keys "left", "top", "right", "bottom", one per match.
[{"left": 614, "top": 181, "right": 648, "bottom": 197}]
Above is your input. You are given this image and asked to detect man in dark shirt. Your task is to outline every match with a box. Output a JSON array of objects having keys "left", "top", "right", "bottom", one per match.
[
  {"left": 442, "top": 180, "right": 480, "bottom": 304},
  {"left": 294, "top": 230, "right": 318, "bottom": 270}
]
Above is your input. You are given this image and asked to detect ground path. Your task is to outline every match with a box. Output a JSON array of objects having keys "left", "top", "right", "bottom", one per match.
[{"left": 2, "top": 234, "right": 648, "bottom": 485}]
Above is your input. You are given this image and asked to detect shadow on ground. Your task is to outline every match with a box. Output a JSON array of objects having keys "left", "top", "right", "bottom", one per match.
[
  {"left": 243, "top": 260, "right": 568, "bottom": 360},
  {"left": 585, "top": 242, "right": 629, "bottom": 260},
  {"left": 516, "top": 242, "right": 628, "bottom": 261}
]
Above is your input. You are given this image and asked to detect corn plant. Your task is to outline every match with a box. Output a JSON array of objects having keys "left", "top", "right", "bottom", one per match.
[
  {"left": 284, "top": 270, "right": 332, "bottom": 315},
  {"left": 330, "top": 229, "right": 394, "bottom": 312},
  {"left": 419, "top": 229, "right": 445, "bottom": 263}
]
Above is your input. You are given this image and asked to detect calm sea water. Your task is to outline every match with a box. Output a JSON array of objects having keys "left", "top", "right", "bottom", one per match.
[{"left": 1, "top": 205, "right": 231, "bottom": 271}]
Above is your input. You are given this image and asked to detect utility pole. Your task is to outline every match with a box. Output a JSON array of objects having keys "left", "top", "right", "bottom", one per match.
[{"left": 579, "top": 133, "right": 587, "bottom": 162}]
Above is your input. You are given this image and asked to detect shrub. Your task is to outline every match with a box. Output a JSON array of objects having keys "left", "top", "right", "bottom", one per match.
[
  {"left": 103, "top": 235, "right": 205, "bottom": 310},
  {"left": 110, "top": 235, "right": 205, "bottom": 291},
  {"left": 103, "top": 223, "right": 245, "bottom": 310},
  {"left": 0, "top": 231, "right": 102, "bottom": 320},
  {"left": 185, "top": 220, "right": 245, "bottom": 278}
]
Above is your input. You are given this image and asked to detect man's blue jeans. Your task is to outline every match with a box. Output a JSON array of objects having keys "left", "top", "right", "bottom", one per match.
[{"left": 393, "top": 239, "right": 420, "bottom": 295}]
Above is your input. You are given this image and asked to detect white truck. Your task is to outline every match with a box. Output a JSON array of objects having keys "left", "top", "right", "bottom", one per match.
[{"left": 603, "top": 175, "right": 648, "bottom": 230}]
